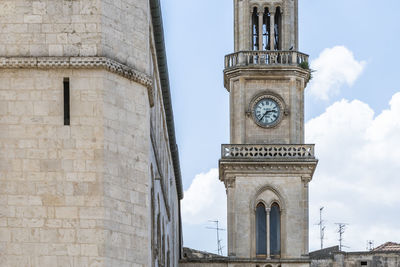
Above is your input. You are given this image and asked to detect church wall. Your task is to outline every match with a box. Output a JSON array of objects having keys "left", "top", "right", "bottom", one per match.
[
  {"left": 0, "top": 69, "right": 107, "bottom": 266},
  {"left": 100, "top": 0, "right": 151, "bottom": 74},
  {"left": 0, "top": 67, "right": 179, "bottom": 267},
  {"left": 229, "top": 75, "right": 305, "bottom": 145},
  {"left": 0, "top": 0, "right": 151, "bottom": 74},
  {"left": 0, "top": 0, "right": 102, "bottom": 57},
  {"left": 0, "top": 0, "right": 182, "bottom": 266},
  {"left": 149, "top": 31, "right": 181, "bottom": 267},
  {"left": 101, "top": 71, "right": 152, "bottom": 266},
  {"left": 229, "top": 174, "right": 308, "bottom": 259}
]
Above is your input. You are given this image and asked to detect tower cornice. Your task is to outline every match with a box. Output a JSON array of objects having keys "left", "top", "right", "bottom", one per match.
[
  {"left": 0, "top": 56, "right": 154, "bottom": 105},
  {"left": 219, "top": 160, "right": 318, "bottom": 187}
]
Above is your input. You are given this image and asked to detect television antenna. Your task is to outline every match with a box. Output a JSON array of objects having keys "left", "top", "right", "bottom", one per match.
[
  {"left": 335, "top": 223, "right": 349, "bottom": 251},
  {"left": 316, "top": 207, "right": 326, "bottom": 250},
  {"left": 206, "top": 220, "right": 226, "bottom": 256}
]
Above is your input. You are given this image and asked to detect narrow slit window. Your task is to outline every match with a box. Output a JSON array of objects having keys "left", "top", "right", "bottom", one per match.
[
  {"left": 63, "top": 78, "right": 70, "bottom": 126},
  {"left": 270, "top": 203, "right": 281, "bottom": 257},
  {"left": 256, "top": 203, "right": 267, "bottom": 256}
]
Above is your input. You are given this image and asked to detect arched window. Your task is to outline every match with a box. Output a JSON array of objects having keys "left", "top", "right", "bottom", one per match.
[
  {"left": 252, "top": 7, "right": 259, "bottom": 51},
  {"left": 263, "top": 8, "right": 271, "bottom": 50},
  {"left": 274, "top": 7, "right": 282, "bottom": 50},
  {"left": 270, "top": 203, "right": 281, "bottom": 257},
  {"left": 256, "top": 203, "right": 267, "bottom": 256}
]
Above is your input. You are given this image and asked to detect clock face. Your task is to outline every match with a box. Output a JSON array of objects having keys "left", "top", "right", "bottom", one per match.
[{"left": 253, "top": 98, "right": 281, "bottom": 127}]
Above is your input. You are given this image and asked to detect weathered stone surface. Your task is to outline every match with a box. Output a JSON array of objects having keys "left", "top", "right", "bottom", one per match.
[
  {"left": 218, "top": 0, "right": 316, "bottom": 266},
  {"left": 0, "top": 1, "right": 180, "bottom": 267}
]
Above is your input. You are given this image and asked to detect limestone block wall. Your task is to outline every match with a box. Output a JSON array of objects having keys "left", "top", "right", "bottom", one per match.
[
  {"left": 229, "top": 75, "right": 305, "bottom": 145},
  {"left": 0, "top": 68, "right": 155, "bottom": 266},
  {"left": 102, "top": 72, "right": 151, "bottom": 266},
  {"left": 0, "top": 0, "right": 181, "bottom": 266},
  {"left": 149, "top": 42, "right": 181, "bottom": 267},
  {"left": 227, "top": 174, "right": 308, "bottom": 259},
  {"left": 101, "top": 0, "right": 151, "bottom": 74},
  {"left": 0, "top": 69, "right": 106, "bottom": 266},
  {"left": 0, "top": 0, "right": 150, "bottom": 73}
]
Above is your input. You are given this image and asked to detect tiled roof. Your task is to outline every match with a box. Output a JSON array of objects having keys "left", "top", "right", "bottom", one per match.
[
  {"left": 182, "top": 247, "right": 225, "bottom": 259},
  {"left": 372, "top": 242, "right": 400, "bottom": 252}
]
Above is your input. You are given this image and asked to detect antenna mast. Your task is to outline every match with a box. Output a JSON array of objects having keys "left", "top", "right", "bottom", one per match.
[
  {"left": 367, "top": 240, "right": 374, "bottom": 251},
  {"left": 335, "top": 223, "right": 349, "bottom": 251},
  {"left": 206, "top": 220, "right": 226, "bottom": 256},
  {"left": 317, "top": 207, "right": 326, "bottom": 249}
]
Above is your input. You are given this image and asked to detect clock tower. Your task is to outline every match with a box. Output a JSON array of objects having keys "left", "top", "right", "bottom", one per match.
[{"left": 219, "top": 0, "right": 318, "bottom": 266}]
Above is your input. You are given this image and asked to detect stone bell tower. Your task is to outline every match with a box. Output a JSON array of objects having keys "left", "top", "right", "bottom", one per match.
[{"left": 219, "top": 0, "right": 318, "bottom": 266}]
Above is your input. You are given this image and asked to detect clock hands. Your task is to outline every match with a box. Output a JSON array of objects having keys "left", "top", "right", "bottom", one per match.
[{"left": 258, "top": 109, "right": 277, "bottom": 122}]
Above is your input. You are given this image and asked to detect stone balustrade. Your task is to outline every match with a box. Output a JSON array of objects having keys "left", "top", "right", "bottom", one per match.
[
  {"left": 221, "top": 144, "right": 315, "bottom": 160},
  {"left": 224, "top": 50, "right": 309, "bottom": 69}
]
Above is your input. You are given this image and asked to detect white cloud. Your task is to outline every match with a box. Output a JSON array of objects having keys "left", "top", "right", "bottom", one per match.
[
  {"left": 182, "top": 168, "right": 226, "bottom": 225},
  {"left": 182, "top": 92, "right": 400, "bottom": 252},
  {"left": 307, "top": 92, "right": 400, "bottom": 251},
  {"left": 308, "top": 46, "right": 367, "bottom": 100}
]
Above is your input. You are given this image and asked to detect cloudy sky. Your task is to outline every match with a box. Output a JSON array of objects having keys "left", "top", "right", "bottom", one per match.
[{"left": 161, "top": 0, "right": 400, "bottom": 254}]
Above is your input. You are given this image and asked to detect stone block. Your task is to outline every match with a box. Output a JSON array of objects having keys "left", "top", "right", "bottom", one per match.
[
  {"left": 67, "top": 244, "right": 81, "bottom": 257},
  {"left": 40, "top": 159, "right": 61, "bottom": 172},
  {"left": 0, "top": 228, "right": 11, "bottom": 241},
  {"left": 55, "top": 207, "right": 78, "bottom": 219}
]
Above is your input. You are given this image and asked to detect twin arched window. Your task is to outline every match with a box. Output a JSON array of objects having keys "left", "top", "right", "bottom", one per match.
[
  {"left": 256, "top": 202, "right": 281, "bottom": 258},
  {"left": 252, "top": 7, "right": 282, "bottom": 51}
]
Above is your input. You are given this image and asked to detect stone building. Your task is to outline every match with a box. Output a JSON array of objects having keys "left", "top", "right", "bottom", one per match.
[
  {"left": 181, "top": 0, "right": 317, "bottom": 266},
  {"left": 0, "top": 0, "right": 183, "bottom": 266},
  {"left": 310, "top": 243, "right": 400, "bottom": 267}
]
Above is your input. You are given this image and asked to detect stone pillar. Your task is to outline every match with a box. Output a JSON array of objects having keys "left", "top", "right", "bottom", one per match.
[
  {"left": 266, "top": 208, "right": 271, "bottom": 259},
  {"left": 270, "top": 9, "right": 275, "bottom": 51},
  {"left": 226, "top": 178, "right": 236, "bottom": 256},
  {"left": 302, "top": 177, "right": 311, "bottom": 255},
  {"left": 258, "top": 11, "right": 264, "bottom": 50}
]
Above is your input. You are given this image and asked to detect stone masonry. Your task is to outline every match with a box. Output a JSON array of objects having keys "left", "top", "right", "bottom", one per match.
[{"left": 0, "top": 0, "right": 183, "bottom": 266}]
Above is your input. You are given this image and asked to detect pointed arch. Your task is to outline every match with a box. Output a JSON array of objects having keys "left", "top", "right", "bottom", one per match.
[{"left": 251, "top": 185, "right": 286, "bottom": 211}]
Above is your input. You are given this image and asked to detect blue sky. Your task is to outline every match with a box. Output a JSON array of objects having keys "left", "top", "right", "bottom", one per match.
[{"left": 161, "top": 0, "right": 400, "bottom": 254}]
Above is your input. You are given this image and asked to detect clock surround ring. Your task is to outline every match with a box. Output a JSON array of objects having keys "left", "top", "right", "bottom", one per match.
[{"left": 249, "top": 91, "right": 286, "bottom": 129}]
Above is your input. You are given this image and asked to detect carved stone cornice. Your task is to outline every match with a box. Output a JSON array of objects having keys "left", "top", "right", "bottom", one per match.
[
  {"left": 219, "top": 159, "right": 318, "bottom": 184},
  {"left": 0, "top": 56, "right": 154, "bottom": 105}
]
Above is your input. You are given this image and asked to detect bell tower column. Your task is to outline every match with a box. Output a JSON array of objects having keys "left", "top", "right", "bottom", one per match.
[{"left": 220, "top": 0, "right": 318, "bottom": 266}]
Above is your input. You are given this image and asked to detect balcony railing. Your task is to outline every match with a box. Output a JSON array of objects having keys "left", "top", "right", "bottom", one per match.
[
  {"left": 221, "top": 144, "right": 315, "bottom": 160},
  {"left": 224, "top": 51, "right": 309, "bottom": 69}
]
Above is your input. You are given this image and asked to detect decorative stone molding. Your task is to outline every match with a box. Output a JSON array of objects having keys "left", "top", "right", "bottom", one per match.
[
  {"left": 219, "top": 160, "right": 318, "bottom": 180},
  {"left": 224, "top": 176, "right": 236, "bottom": 189},
  {"left": 0, "top": 56, "right": 154, "bottom": 105},
  {"left": 224, "top": 50, "right": 309, "bottom": 69},
  {"left": 222, "top": 144, "right": 315, "bottom": 160}
]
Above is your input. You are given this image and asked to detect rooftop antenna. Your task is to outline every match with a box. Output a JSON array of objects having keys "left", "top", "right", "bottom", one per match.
[
  {"left": 335, "top": 223, "right": 349, "bottom": 251},
  {"left": 367, "top": 240, "right": 374, "bottom": 251},
  {"left": 316, "top": 207, "right": 326, "bottom": 250},
  {"left": 206, "top": 220, "right": 226, "bottom": 256}
]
